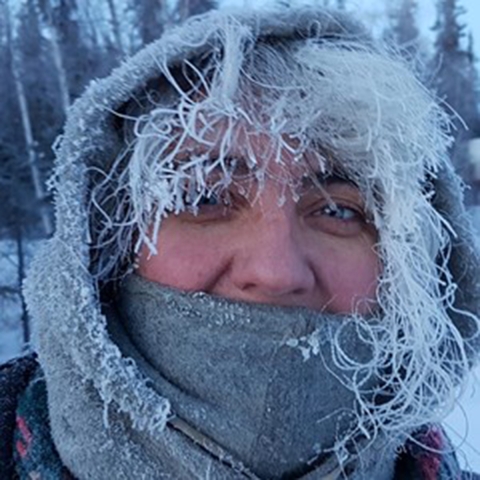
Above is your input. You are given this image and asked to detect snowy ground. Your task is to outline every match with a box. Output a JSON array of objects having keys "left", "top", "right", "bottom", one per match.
[
  {"left": 0, "top": 240, "right": 28, "bottom": 361},
  {"left": 445, "top": 369, "right": 480, "bottom": 472},
  {"left": 1, "top": 233, "right": 479, "bottom": 471}
]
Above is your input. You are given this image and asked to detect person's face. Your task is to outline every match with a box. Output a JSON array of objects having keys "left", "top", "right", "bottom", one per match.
[{"left": 136, "top": 127, "right": 379, "bottom": 314}]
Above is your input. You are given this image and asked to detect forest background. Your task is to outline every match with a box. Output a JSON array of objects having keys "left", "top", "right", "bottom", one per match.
[{"left": 0, "top": 0, "right": 479, "bottom": 471}]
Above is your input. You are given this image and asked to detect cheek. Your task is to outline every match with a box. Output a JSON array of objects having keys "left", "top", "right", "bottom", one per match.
[
  {"left": 136, "top": 223, "right": 227, "bottom": 291},
  {"left": 314, "top": 241, "right": 379, "bottom": 313}
]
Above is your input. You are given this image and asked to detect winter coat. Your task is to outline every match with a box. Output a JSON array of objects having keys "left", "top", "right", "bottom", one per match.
[{"left": 4, "top": 5, "right": 480, "bottom": 479}]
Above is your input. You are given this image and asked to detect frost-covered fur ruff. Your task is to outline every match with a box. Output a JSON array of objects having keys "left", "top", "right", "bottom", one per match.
[{"left": 23, "top": 5, "right": 480, "bottom": 478}]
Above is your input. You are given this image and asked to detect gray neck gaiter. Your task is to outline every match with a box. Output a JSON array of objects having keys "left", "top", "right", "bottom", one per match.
[{"left": 110, "top": 274, "right": 395, "bottom": 479}]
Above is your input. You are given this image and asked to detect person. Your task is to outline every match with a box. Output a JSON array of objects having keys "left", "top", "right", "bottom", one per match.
[{"left": 1, "top": 5, "right": 479, "bottom": 479}]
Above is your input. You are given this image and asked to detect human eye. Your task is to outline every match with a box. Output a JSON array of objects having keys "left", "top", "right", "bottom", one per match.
[
  {"left": 197, "top": 191, "right": 230, "bottom": 210},
  {"left": 298, "top": 177, "right": 372, "bottom": 238},
  {"left": 307, "top": 200, "right": 368, "bottom": 237},
  {"left": 318, "top": 204, "right": 359, "bottom": 221},
  {"left": 182, "top": 189, "right": 233, "bottom": 220}
]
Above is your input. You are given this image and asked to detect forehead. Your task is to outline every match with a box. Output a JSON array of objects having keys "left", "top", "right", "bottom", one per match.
[
  {"left": 174, "top": 115, "right": 331, "bottom": 180},
  {"left": 126, "top": 37, "right": 434, "bottom": 197}
]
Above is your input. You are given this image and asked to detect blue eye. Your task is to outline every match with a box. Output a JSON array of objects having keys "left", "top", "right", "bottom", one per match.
[
  {"left": 322, "top": 205, "right": 357, "bottom": 220},
  {"left": 307, "top": 202, "right": 368, "bottom": 237},
  {"left": 197, "top": 193, "right": 221, "bottom": 207},
  {"left": 185, "top": 191, "right": 232, "bottom": 217}
]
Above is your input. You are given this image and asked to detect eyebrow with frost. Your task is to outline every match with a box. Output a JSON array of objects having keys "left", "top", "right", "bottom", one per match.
[{"left": 169, "top": 151, "right": 372, "bottom": 236}]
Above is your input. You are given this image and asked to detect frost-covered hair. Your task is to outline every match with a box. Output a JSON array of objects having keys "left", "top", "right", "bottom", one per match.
[{"left": 88, "top": 12, "right": 479, "bottom": 463}]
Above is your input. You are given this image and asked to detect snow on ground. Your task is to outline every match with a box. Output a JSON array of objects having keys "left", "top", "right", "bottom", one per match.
[
  {"left": 0, "top": 240, "right": 26, "bottom": 363},
  {"left": 445, "top": 367, "right": 480, "bottom": 472},
  {"left": 0, "top": 326, "right": 23, "bottom": 363}
]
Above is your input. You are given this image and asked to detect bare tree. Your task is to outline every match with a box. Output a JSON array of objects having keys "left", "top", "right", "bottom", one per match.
[
  {"left": 429, "top": 0, "right": 480, "bottom": 201},
  {"left": 106, "top": 0, "right": 126, "bottom": 55},
  {"left": 175, "top": 0, "right": 217, "bottom": 23},
  {"left": 431, "top": 0, "right": 479, "bottom": 177},
  {"left": 382, "top": 0, "right": 431, "bottom": 79},
  {"left": 385, "top": 0, "right": 420, "bottom": 55},
  {"left": 432, "top": 0, "right": 478, "bottom": 130},
  {"left": 136, "top": 0, "right": 166, "bottom": 46},
  {"left": 0, "top": 143, "right": 37, "bottom": 345},
  {"left": 3, "top": 0, "right": 53, "bottom": 237},
  {"left": 37, "top": 0, "right": 71, "bottom": 113}
]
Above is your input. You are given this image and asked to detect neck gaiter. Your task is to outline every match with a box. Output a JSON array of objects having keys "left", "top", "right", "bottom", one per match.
[{"left": 109, "top": 274, "right": 395, "bottom": 479}]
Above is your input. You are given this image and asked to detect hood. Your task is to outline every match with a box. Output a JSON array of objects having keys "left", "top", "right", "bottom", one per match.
[{"left": 23, "top": 4, "right": 480, "bottom": 474}]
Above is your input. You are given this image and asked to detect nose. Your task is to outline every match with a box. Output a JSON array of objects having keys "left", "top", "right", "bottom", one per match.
[{"left": 230, "top": 204, "right": 316, "bottom": 304}]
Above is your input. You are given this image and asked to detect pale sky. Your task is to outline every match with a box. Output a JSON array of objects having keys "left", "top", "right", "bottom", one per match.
[
  {"left": 223, "top": 0, "right": 480, "bottom": 59},
  {"left": 352, "top": 0, "right": 480, "bottom": 57}
]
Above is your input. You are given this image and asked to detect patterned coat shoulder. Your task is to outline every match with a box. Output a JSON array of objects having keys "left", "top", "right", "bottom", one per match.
[{"left": 0, "top": 354, "right": 39, "bottom": 477}]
